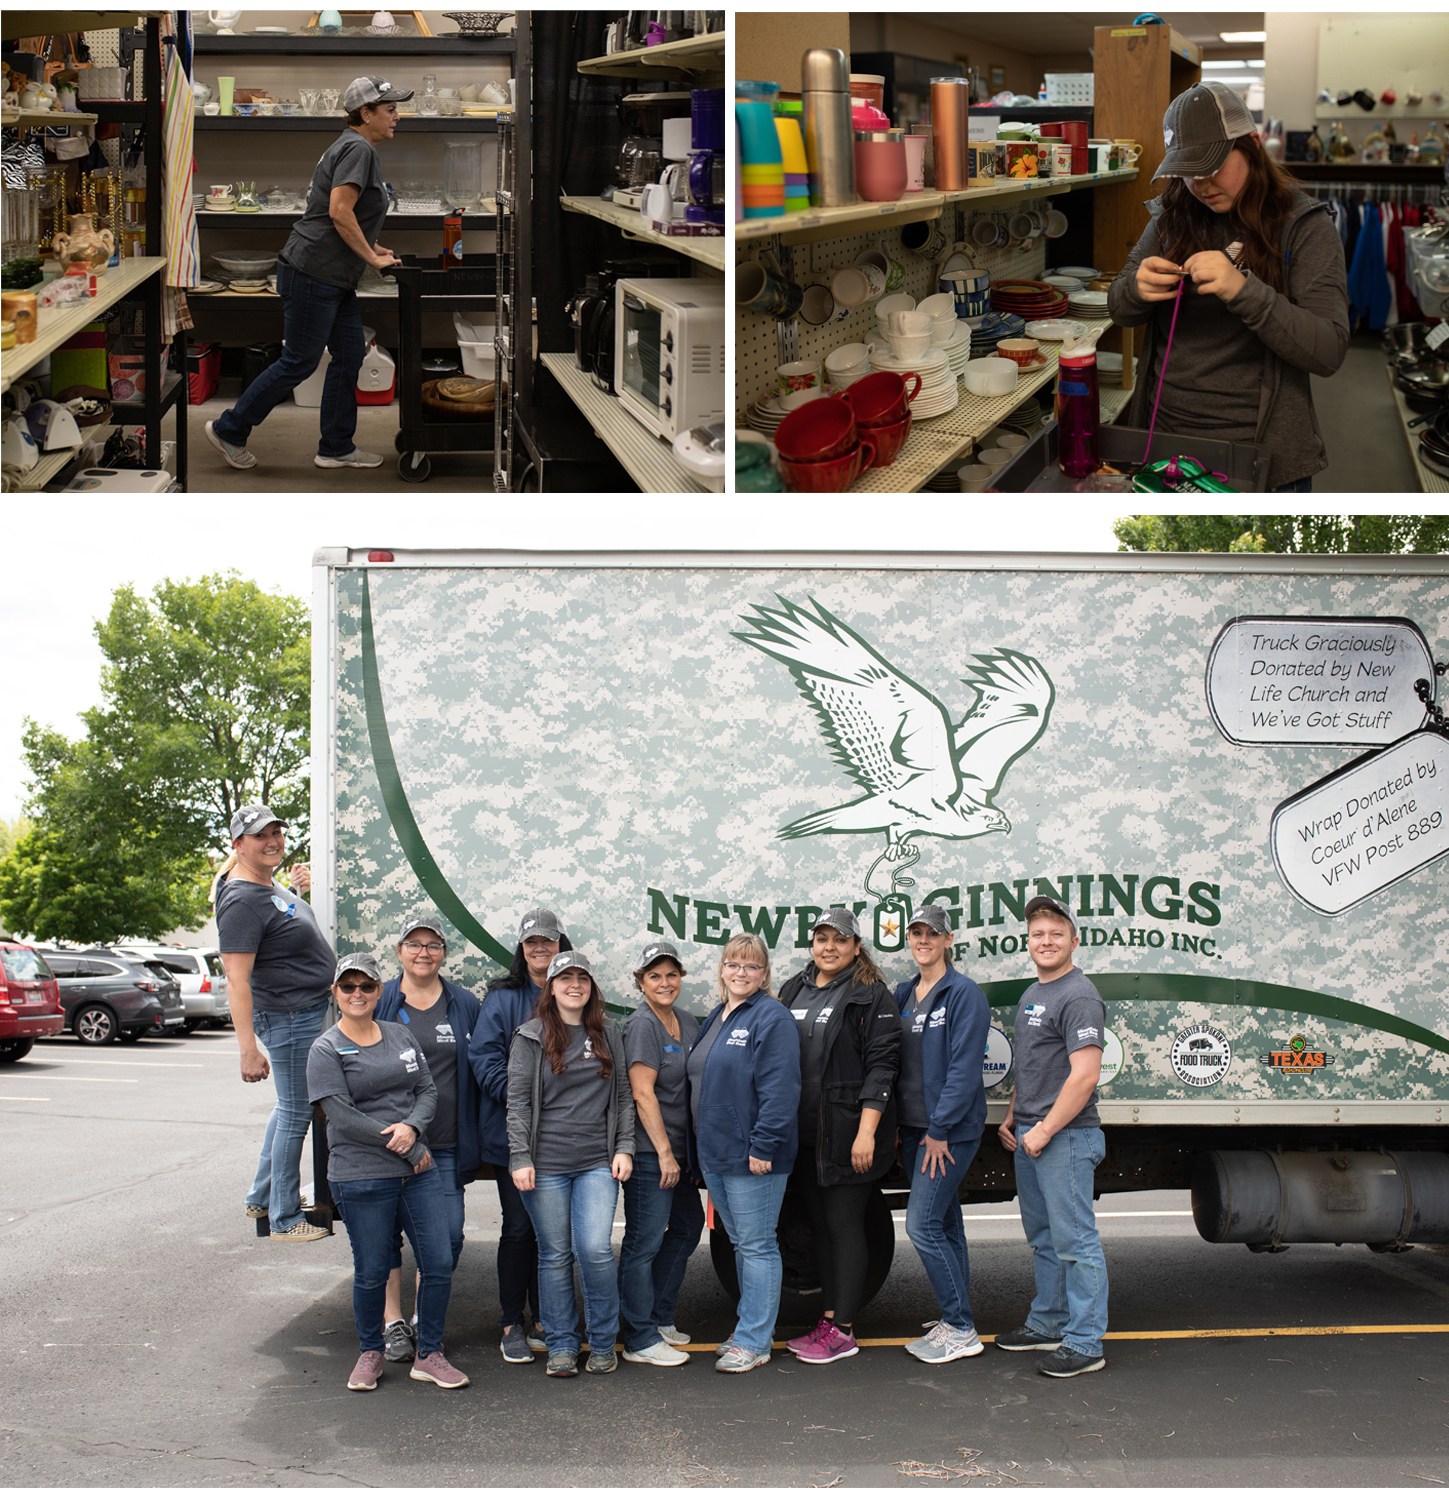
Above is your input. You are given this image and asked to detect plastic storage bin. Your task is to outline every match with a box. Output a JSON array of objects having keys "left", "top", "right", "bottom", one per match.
[
  {"left": 1044, "top": 73, "right": 1094, "bottom": 105},
  {"left": 292, "top": 324, "right": 380, "bottom": 406},
  {"left": 453, "top": 310, "right": 497, "bottom": 380}
]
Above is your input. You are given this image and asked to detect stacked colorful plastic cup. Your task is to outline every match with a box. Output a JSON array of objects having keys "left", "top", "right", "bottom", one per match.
[
  {"left": 775, "top": 115, "right": 810, "bottom": 212},
  {"left": 737, "top": 99, "right": 785, "bottom": 217}
]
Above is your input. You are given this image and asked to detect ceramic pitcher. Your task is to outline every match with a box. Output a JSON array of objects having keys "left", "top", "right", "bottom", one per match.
[{"left": 53, "top": 212, "right": 115, "bottom": 275}]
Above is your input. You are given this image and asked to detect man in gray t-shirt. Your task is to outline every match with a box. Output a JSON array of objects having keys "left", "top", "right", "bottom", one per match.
[{"left": 996, "top": 896, "right": 1109, "bottom": 1378}]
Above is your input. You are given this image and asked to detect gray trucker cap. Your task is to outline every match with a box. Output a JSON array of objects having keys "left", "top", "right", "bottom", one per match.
[
  {"left": 518, "top": 908, "right": 562, "bottom": 942},
  {"left": 1154, "top": 80, "right": 1256, "bottom": 180},
  {"left": 546, "top": 951, "right": 594, "bottom": 982},
  {"left": 1023, "top": 895, "right": 1077, "bottom": 932},
  {"left": 230, "top": 804, "right": 284, "bottom": 839},
  {"left": 342, "top": 75, "right": 415, "bottom": 112},
  {"left": 908, "top": 903, "right": 954, "bottom": 935},
  {"left": 815, "top": 907, "right": 862, "bottom": 939},
  {"left": 334, "top": 953, "right": 383, "bottom": 984}
]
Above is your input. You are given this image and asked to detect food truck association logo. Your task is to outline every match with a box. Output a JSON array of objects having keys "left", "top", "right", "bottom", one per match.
[
  {"left": 735, "top": 596, "right": 1054, "bottom": 899},
  {"left": 1169, "top": 1024, "right": 1233, "bottom": 1087}
]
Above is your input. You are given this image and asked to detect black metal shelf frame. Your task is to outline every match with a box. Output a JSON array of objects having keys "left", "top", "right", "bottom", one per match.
[{"left": 192, "top": 34, "right": 515, "bottom": 57}]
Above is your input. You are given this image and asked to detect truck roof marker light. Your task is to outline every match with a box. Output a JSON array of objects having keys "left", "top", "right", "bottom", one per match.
[{"left": 367, "top": 550, "right": 395, "bottom": 562}]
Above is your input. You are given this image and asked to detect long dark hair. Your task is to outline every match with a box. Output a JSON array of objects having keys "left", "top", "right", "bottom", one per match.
[
  {"left": 536, "top": 972, "right": 613, "bottom": 1078},
  {"left": 1157, "top": 134, "right": 1302, "bottom": 293},
  {"left": 485, "top": 930, "right": 574, "bottom": 994},
  {"left": 807, "top": 928, "right": 887, "bottom": 990}
]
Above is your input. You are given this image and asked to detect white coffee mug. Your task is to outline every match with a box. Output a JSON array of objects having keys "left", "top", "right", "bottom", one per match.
[
  {"left": 799, "top": 283, "right": 840, "bottom": 326},
  {"left": 640, "top": 182, "right": 673, "bottom": 223},
  {"left": 831, "top": 263, "right": 887, "bottom": 307}
]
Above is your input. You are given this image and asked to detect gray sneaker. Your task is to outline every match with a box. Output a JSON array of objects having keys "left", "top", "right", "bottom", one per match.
[
  {"left": 205, "top": 419, "right": 257, "bottom": 470},
  {"left": 622, "top": 1340, "right": 689, "bottom": 1366},
  {"left": 499, "top": 1324, "right": 534, "bottom": 1363},
  {"left": 546, "top": 1350, "right": 580, "bottom": 1378},
  {"left": 657, "top": 1324, "right": 690, "bottom": 1346},
  {"left": 527, "top": 1323, "right": 548, "bottom": 1352},
  {"left": 315, "top": 448, "right": 384, "bottom": 469},
  {"left": 715, "top": 1344, "right": 771, "bottom": 1373},
  {"left": 383, "top": 1319, "right": 417, "bottom": 1362},
  {"left": 586, "top": 1349, "right": 618, "bottom": 1373},
  {"left": 906, "top": 1321, "right": 985, "bottom": 1363}
]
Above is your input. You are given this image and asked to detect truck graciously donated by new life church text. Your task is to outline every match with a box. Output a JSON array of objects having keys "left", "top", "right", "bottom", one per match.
[{"left": 311, "top": 549, "right": 1449, "bottom": 1305}]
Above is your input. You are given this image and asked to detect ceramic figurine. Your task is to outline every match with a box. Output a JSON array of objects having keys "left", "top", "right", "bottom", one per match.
[
  {"left": 1325, "top": 121, "right": 1354, "bottom": 161},
  {"left": 208, "top": 9, "right": 243, "bottom": 32},
  {"left": 53, "top": 212, "right": 115, "bottom": 275},
  {"left": 319, "top": 9, "right": 344, "bottom": 32},
  {"left": 1303, "top": 126, "right": 1325, "bottom": 164},
  {"left": 1420, "top": 122, "right": 1443, "bottom": 166}
]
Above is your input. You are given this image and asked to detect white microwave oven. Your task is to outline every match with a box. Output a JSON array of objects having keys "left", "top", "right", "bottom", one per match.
[{"left": 614, "top": 277, "right": 725, "bottom": 441}]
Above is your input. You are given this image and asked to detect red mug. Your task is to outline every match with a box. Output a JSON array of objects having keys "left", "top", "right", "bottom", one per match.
[
  {"left": 866, "top": 411, "right": 912, "bottom": 467},
  {"left": 845, "top": 370, "right": 922, "bottom": 428},
  {"left": 780, "top": 438, "right": 877, "bottom": 492},
  {"left": 774, "top": 393, "right": 856, "bottom": 463}
]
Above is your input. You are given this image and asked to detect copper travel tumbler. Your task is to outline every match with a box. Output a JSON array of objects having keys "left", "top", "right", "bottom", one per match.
[{"left": 931, "top": 76, "right": 971, "bottom": 191}]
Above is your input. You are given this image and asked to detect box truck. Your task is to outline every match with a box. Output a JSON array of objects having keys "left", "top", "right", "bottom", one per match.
[{"left": 311, "top": 548, "right": 1449, "bottom": 1305}]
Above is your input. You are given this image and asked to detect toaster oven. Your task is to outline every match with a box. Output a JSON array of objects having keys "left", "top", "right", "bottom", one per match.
[{"left": 614, "top": 277, "right": 725, "bottom": 441}]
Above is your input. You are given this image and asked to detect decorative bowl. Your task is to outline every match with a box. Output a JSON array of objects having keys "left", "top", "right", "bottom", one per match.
[{"left": 442, "top": 11, "right": 509, "bottom": 35}]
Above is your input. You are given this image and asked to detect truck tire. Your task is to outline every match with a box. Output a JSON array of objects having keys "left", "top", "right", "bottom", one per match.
[
  {"left": 0, "top": 1038, "right": 35, "bottom": 1062},
  {"left": 708, "top": 1180, "right": 895, "bottom": 1315}
]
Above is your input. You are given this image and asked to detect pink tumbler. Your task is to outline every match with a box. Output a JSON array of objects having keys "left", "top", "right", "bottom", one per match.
[{"left": 854, "top": 129, "right": 908, "bottom": 201}]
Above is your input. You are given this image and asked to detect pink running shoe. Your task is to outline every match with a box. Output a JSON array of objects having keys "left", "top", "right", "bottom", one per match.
[
  {"left": 786, "top": 1316, "right": 830, "bottom": 1355},
  {"left": 794, "top": 1322, "right": 859, "bottom": 1364},
  {"left": 348, "top": 1350, "right": 384, "bottom": 1390},
  {"left": 411, "top": 1350, "right": 470, "bottom": 1388}
]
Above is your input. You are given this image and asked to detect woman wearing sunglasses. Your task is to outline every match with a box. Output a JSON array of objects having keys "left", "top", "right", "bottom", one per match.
[
  {"left": 307, "top": 954, "right": 467, "bottom": 1393},
  {"left": 373, "top": 915, "right": 483, "bottom": 1366},
  {"left": 686, "top": 933, "right": 801, "bottom": 1374}
]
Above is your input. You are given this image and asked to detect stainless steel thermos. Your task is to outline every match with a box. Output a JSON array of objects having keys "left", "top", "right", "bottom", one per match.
[{"left": 801, "top": 47, "right": 855, "bottom": 207}]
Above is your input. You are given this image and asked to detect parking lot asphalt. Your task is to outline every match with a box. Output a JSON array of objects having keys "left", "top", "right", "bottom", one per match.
[{"left": 4, "top": 1030, "right": 1449, "bottom": 1489}]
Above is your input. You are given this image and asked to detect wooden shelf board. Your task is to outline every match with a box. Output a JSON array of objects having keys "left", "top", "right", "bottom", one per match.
[
  {"left": 577, "top": 32, "right": 724, "bottom": 78},
  {"left": 1, "top": 258, "right": 164, "bottom": 395},
  {"left": 538, "top": 352, "right": 710, "bottom": 493},
  {"left": 193, "top": 34, "right": 514, "bottom": 55},
  {"left": 0, "top": 106, "right": 98, "bottom": 127},
  {"left": 12, "top": 444, "right": 83, "bottom": 492},
  {"left": 3, "top": 13, "right": 160, "bottom": 42},
  {"left": 560, "top": 196, "right": 725, "bottom": 271}
]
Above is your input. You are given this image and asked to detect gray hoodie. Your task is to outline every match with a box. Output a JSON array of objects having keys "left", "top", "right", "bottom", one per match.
[
  {"left": 1107, "top": 190, "right": 1350, "bottom": 489},
  {"left": 506, "top": 1015, "right": 637, "bottom": 1174}
]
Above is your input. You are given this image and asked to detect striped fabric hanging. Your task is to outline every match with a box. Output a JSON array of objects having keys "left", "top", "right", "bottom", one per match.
[{"left": 161, "top": 8, "right": 200, "bottom": 336}]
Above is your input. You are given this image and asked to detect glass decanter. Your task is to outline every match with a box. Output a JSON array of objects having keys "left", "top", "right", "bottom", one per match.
[
  {"left": 234, "top": 181, "right": 262, "bottom": 213},
  {"left": 418, "top": 73, "right": 440, "bottom": 116}
]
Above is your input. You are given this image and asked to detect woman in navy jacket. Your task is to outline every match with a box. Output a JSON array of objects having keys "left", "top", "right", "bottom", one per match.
[
  {"left": 373, "top": 914, "right": 482, "bottom": 1364},
  {"left": 892, "top": 904, "right": 991, "bottom": 1364},
  {"left": 777, "top": 908, "right": 901, "bottom": 1366},
  {"left": 686, "top": 932, "right": 801, "bottom": 1374},
  {"left": 466, "top": 906, "right": 574, "bottom": 1364}
]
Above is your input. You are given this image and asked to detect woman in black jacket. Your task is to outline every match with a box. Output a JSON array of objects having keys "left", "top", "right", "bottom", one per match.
[{"left": 778, "top": 907, "right": 900, "bottom": 1365}]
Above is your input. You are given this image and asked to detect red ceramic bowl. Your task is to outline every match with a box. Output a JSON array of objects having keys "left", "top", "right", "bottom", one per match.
[
  {"left": 866, "top": 411, "right": 911, "bottom": 467},
  {"left": 774, "top": 393, "right": 856, "bottom": 463},
  {"left": 779, "top": 437, "right": 877, "bottom": 492},
  {"left": 845, "top": 370, "right": 922, "bottom": 428}
]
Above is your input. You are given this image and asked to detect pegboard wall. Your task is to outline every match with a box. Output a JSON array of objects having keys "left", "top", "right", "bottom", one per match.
[{"left": 735, "top": 199, "right": 1090, "bottom": 415}]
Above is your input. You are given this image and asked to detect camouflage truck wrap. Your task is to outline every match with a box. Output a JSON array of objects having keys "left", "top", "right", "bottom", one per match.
[{"left": 312, "top": 549, "right": 1449, "bottom": 1257}]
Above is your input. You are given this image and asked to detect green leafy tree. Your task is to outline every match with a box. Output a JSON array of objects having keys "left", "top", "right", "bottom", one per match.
[
  {"left": 1114, "top": 515, "right": 1449, "bottom": 554},
  {"left": 0, "top": 572, "right": 308, "bottom": 943},
  {"left": 0, "top": 817, "right": 31, "bottom": 862}
]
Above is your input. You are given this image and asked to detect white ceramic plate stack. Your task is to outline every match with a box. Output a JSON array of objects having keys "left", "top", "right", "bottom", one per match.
[
  {"left": 1097, "top": 352, "right": 1139, "bottom": 376},
  {"left": 869, "top": 345, "right": 958, "bottom": 419},
  {"left": 1055, "top": 266, "right": 1100, "bottom": 282},
  {"left": 1024, "top": 318, "right": 1088, "bottom": 343},
  {"left": 943, "top": 321, "right": 972, "bottom": 381},
  {"left": 745, "top": 391, "right": 788, "bottom": 437},
  {"left": 1067, "top": 289, "right": 1110, "bottom": 321}
]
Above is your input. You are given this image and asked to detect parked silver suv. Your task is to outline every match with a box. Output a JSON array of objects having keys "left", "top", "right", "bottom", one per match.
[{"left": 118, "top": 946, "right": 230, "bottom": 1033}]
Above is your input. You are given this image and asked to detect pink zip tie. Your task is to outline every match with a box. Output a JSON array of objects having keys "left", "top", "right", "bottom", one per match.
[{"left": 1142, "top": 277, "right": 1185, "bottom": 464}]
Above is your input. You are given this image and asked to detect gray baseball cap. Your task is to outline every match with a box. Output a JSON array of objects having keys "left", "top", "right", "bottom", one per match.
[
  {"left": 908, "top": 904, "right": 954, "bottom": 935},
  {"left": 1023, "top": 895, "right": 1077, "bottom": 932},
  {"left": 397, "top": 914, "right": 446, "bottom": 946},
  {"left": 814, "top": 907, "right": 861, "bottom": 939},
  {"left": 636, "top": 940, "right": 683, "bottom": 970},
  {"left": 334, "top": 953, "right": 383, "bottom": 984},
  {"left": 1154, "top": 80, "right": 1256, "bottom": 180},
  {"left": 342, "top": 74, "right": 414, "bottom": 112},
  {"left": 546, "top": 951, "right": 594, "bottom": 983},
  {"left": 518, "top": 908, "right": 562, "bottom": 942},
  {"left": 230, "top": 804, "right": 285, "bottom": 839}
]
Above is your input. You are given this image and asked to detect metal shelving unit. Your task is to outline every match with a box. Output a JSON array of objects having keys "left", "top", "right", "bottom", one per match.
[
  {"left": 193, "top": 33, "right": 515, "bottom": 57},
  {"left": 576, "top": 31, "right": 724, "bottom": 79},
  {"left": 1387, "top": 367, "right": 1449, "bottom": 494},
  {"left": 193, "top": 114, "right": 500, "bottom": 132},
  {"left": 558, "top": 194, "right": 724, "bottom": 272}
]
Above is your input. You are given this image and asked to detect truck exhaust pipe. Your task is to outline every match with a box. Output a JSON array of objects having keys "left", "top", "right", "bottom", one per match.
[{"left": 1192, "top": 1150, "right": 1449, "bottom": 1251}]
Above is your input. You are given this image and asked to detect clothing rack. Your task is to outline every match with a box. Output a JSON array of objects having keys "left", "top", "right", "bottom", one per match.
[{"left": 1304, "top": 179, "right": 1446, "bottom": 206}]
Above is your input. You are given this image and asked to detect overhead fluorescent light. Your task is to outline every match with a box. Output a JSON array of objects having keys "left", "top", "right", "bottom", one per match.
[
  {"left": 1203, "top": 59, "right": 1247, "bottom": 67},
  {"left": 1209, "top": 76, "right": 1258, "bottom": 86},
  {"left": 1220, "top": 30, "right": 1267, "bottom": 42},
  {"left": 1248, "top": 59, "right": 1264, "bottom": 67}
]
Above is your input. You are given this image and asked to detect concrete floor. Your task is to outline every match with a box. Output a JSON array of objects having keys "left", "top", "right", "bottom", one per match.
[
  {"left": 1311, "top": 329, "right": 1420, "bottom": 494},
  {"left": 186, "top": 382, "right": 496, "bottom": 494}
]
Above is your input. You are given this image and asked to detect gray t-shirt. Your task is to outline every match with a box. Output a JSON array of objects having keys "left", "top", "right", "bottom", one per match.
[
  {"left": 215, "top": 876, "right": 335, "bottom": 1014},
  {"left": 397, "top": 998, "right": 457, "bottom": 1150},
  {"left": 283, "top": 130, "right": 388, "bottom": 289},
  {"left": 897, "top": 977, "right": 944, "bottom": 1132},
  {"left": 533, "top": 1025, "right": 612, "bottom": 1173},
  {"left": 789, "top": 968, "right": 851, "bottom": 1135},
  {"left": 688, "top": 1008, "right": 728, "bottom": 1135},
  {"left": 623, "top": 1004, "right": 700, "bottom": 1160},
  {"left": 1011, "top": 967, "right": 1106, "bottom": 1132},
  {"left": 308, "top": 1020, "right": 432, "bottom": 1182}
]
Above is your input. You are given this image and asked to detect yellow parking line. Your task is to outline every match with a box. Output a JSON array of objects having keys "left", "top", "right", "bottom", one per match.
[{"left": 674, "top": 1323, "right": 1449, "bottom": 1352}]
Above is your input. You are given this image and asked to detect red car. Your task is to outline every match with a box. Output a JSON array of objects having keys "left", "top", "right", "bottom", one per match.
[{"left": 0, "top": 942, "right": 65, "bottom": 1062}]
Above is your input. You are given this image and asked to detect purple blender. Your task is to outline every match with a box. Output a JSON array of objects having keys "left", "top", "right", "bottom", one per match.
[{"left": 686, "top": 87, "right": 725, "bottom": 226}]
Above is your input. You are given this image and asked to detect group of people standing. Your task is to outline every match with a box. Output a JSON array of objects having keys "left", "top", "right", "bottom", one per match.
[{"left": 217, "top": 804, "right": 1111, "bottom": 1394}]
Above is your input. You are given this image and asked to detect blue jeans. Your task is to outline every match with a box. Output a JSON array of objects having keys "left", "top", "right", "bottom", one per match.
[
  {"left": 1013, "top": 1125, "right": 1108, "bottom": 1358},
  {"left": 212, "top": 260, "right": 367, "bottom": 458},
  {"left": 703, "top": 1170, "right": 790, "bottom": 1356},
  {"left": 246, "top": 1001, "right": 328, "bottom": 1232},
  {"left": 390, "top": 1146, "right": 465, "bottom": 1273},
  {"left": 901, "top": 1127, "right": 982, "bottom": 1331},
  {"left": 1274, "top": 477, "right": 1313, "bottom": 492},
  {"left": 332, "top": 1166, "right": 453, "bottom": 1356},
  {"left": 522, "top": 1167, "right": 621, "bottom": 1355},
  {"left": 618, "top": 1152, "right": 706, "bottom": 1351}
]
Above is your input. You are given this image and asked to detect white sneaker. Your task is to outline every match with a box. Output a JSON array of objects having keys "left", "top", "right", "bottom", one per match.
[
  {"left": 657, "top": 1324, "right": 691, "bottom": 1346},
  {"left": 314, "top": 448, "right": 384, "bottom": 468},
  {"left": 205, "top": 419, "right": 257, "bottom": 470},
  {"left": 622, "top": 1340, "right": 689, "bottom": 1366},
  {"left": 906, "top": 1321, "right": 984, "bottom": 1363}
]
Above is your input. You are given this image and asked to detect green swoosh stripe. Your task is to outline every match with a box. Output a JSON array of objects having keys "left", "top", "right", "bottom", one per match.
[
  {"left": 360, "top": 573, "right": 513, "bottom": 968},
  {"left": 980, "top": 972, "right": 1449, "bottom": 1055}
]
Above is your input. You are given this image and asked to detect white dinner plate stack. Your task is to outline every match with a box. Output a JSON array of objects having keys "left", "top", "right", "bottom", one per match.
[
  {"left": 1067, "top": 289, "right": 1110, "bottom": 320},
  {"left": 1024, "top": 318, "right": 1088, "bottom": 343},
  {"left": 745, "top": 391, "right": 788, "bottom": 437},
  {"left": 871, "top": 346, "right": 958, "bottom": 419},
  {"left": 944, "top": 321, "right": 973, "bottom": 380}
]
